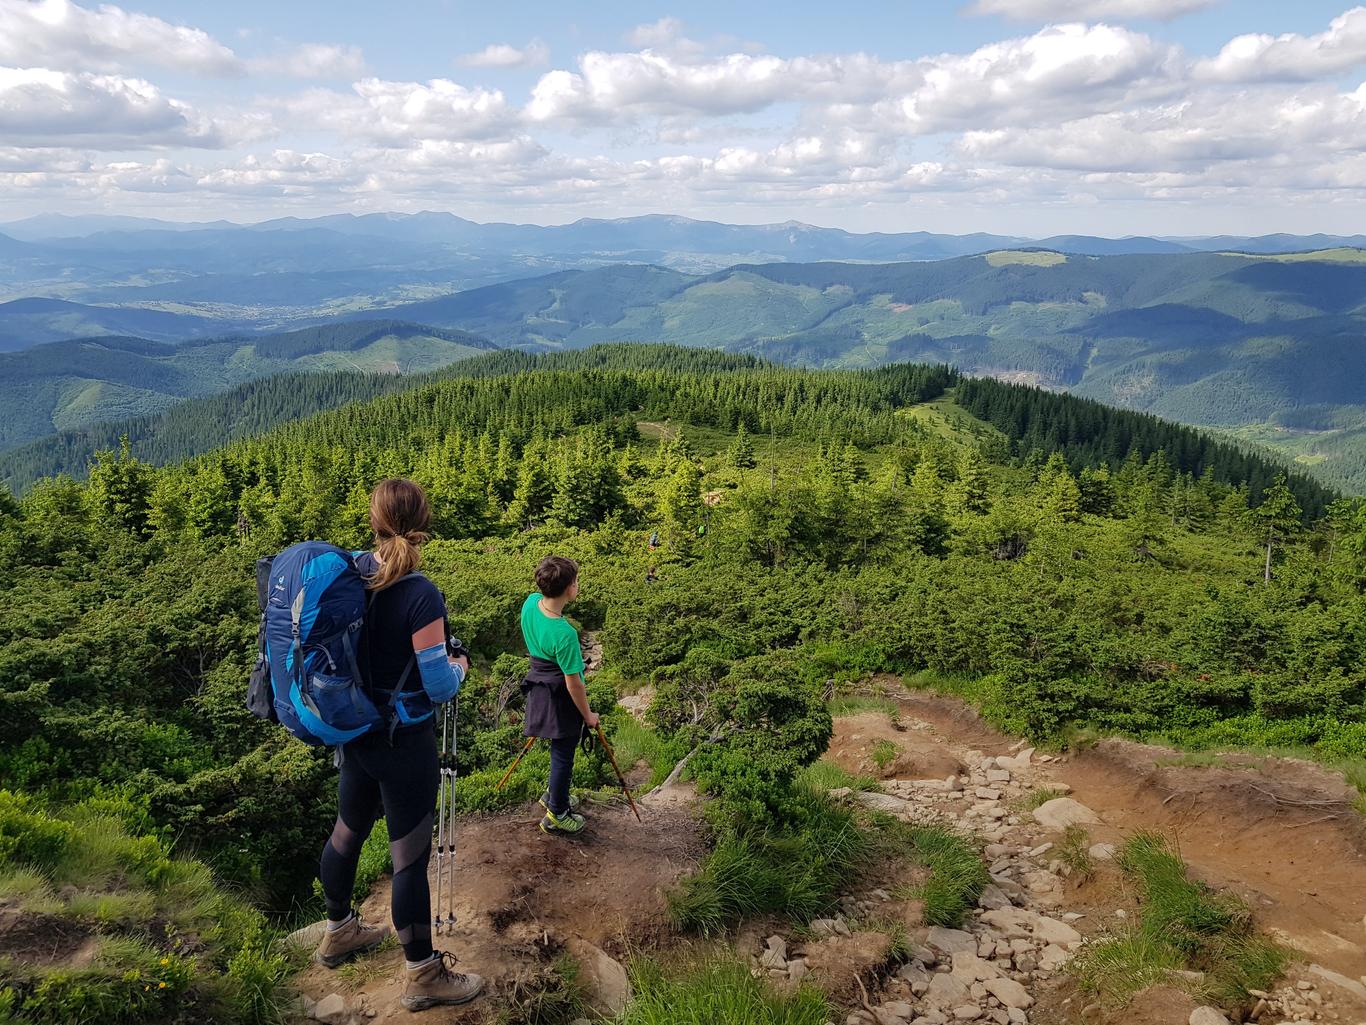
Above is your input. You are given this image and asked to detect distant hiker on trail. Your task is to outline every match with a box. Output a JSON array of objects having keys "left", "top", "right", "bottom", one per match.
[
  {"left": 313, "top": 479, "right": 484, "bottom": 1011},
  {"left": 520, "top": 555, "right": 596, "bottom": 836}
]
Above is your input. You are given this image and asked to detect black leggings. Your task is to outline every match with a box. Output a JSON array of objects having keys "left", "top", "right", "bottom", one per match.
[
  {"left": 546, "top": 735, "right": 578, "bottom": 816},
  {"left": 319, "top": 727, "right": 438, "bottom": 962}
]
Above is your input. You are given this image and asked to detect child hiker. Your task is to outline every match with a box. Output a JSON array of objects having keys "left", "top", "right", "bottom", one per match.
[{"left": 520, "top": 555, "right": 597, "bottom": 835}]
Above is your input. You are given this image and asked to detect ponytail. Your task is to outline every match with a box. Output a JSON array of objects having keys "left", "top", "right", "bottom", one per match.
[{"left": 366, "top": 478, "right": 431, "bottom": 591}]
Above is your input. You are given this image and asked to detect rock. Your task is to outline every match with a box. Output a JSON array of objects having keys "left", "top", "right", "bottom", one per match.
[
  {"left": 290, "top": 995, "right": 316, "bottom": 1018},
  {"left": 953, "top": 1005, "right": 984, "bottom": 1021},
  {"left": 788, "top": 959, "right": 810, "bottom": 984},
  {"left": 952, "top": 953, "right": 1001, "bottom": 983},
  {"left": 977, "top": 885, "right": 1013, "bottom": 911},
  {"left": 312, "top": 994, "right": 349, "bottom": 1025},
  {"left": 925, "top": 972, "right": 973, "bottom": 1009},
  {"left": 287, "top": 920, "right": 328, "bottom": 950},
  {"left": 829, "top": 787, "right": 853, "bottom": 799},
  {"left": 984, "top": 844, "right": 1012, "bottom": 858},
  {"left": 976, "top": 788, "right": 1002, "bottom": 800},
  {"left": 1088, "top": 843, "right": 1116, "bottom": 861},
  {"left": 1030, "top": 915, "right": 1082, "bottom": 948},
  {"left": 984, "top": 977, "right": 1035, "bottom": 1010},
  {"left": 1306, "top": 964, "right": 1366, "bottom": 1001},
  {"left": 986, "top": 769, "right": 1012, "bottom": 783},
  {"left": 882, "top": 1002, "right": 916, "bottom": 1020},
  {"left": 1007, "top": 1008, "right": 1028, "bottom": 1024},
  {"left": 928, "top": 928, "right": 979, "bottom": 956},
  {"left": 1031, "top": 798, "right": 1100, "bottom": 831},
  {"left": 566, "top": 939, "right": 632, "bottom": 1016},
  {"left": 855, "top": 792, "right": 915, "bottom": 815},
  {"left": 763, "top": 935, "right": 788, "bottom": 959},
  {"left": 759, "top": 946, "right": 788, "bottom": 970},
  {"left": 1189, "top": 1008, "right": 1231, "bottom": 1025},
  {"left": 1038, "top": 944, "right": 1070, "bottom": 971}
]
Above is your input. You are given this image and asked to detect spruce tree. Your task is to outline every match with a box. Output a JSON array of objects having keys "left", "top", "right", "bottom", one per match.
[
  {"left": 728, "top": 423, "right": 757, "bottom": 469},
  {"left": 1253, "top": 474, "right": 1302, "bottom": 583}
]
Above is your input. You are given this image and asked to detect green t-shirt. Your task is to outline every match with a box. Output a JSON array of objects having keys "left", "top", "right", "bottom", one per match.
[{"left": 520, "top": 593, "right": 584, "bottom": 676}]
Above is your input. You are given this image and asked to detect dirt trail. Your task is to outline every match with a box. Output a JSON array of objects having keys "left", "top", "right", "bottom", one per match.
[
  {"left": 292, "top": 794, "right": 704, "bottom": 1023},
  {"left": 894, "top": 690, "right": 1366, "bottom": 978}
]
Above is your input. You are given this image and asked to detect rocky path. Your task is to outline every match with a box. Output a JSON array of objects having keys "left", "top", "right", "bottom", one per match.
[{"left": 751, "top": 691, "right": 1366, "bottom": 1025}]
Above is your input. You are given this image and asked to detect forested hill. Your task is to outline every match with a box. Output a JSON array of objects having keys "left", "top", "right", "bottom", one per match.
[
  {"left": 3, "top": 341, "right": 1363, "bottom": 1020},
  {"left": 0, "top": 344, "right": 1334, "bottom": 515},
  {"left": 0, "top": 320, "right": 496, "bottom": 452}
]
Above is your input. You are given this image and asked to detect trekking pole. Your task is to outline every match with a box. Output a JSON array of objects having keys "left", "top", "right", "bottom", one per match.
[
  {"left": 441, "top": 695, "right": 458, "bottom": 935},
  {"left": 594, "top": 724, "right": 642, "bottom": 823},
  {"left": 494, "top": 737, "right": 536, "bottom": 791},
  {"left": 433, "top": 701, "right": 453, "bottom": 934}
]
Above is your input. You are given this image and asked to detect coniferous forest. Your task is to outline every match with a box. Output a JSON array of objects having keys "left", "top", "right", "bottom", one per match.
[{"left": 1, "top": 345, "right": 1363, "bottom": 1022}]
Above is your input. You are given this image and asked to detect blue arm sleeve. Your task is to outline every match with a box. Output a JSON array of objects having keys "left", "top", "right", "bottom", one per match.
[{"left": 415, "top": 643, "right": 464, "bottom": 703}]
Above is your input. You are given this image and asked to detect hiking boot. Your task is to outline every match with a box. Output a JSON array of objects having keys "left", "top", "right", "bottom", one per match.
[
  {"left": 539, "top": 808, "right": 586, "bottom": 835},
  {"left": 314, "top": 913, "right": 390, "bottom": 968},
  {"left": 401, "top": 952, "right": 484, "bottom": 1011},
  {"left": 538, "top": 791, "right": 580, "bottom": 814}
]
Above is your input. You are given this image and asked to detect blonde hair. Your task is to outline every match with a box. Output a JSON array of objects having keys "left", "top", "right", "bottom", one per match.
[{"left": 366, "top": 478, "right": 431, "bottom": 591}]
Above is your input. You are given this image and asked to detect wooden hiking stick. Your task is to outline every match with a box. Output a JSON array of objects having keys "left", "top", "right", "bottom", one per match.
[
  {"left": 494, "top": 737, "right": 536, "bottom": 791},
  {"left": 595, "top": 724, "right": 642, "bottom": 822}
]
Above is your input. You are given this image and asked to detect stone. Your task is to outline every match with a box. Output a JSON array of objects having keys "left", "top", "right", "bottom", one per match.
[
  {"left": 882, "top": 1002, "right": 916, "bottom": 1020},
  {"left": 1031, "top": 798, "right": 1100, "bottom": 831},
  {"left": 1306, "top": 964, "right": 1366, "bottom": 1001},
  {"left": 952, "top": 953, "right": 1001, "bottom": 983},
  {"left": 928, "top": 928, "right": 979, "bottom": 956},
  {"left": 287, "top": 920, "right": 329, "bottom": 950},
  {"left": 1189, "top": 1008, "right": 1232, "bottom": 1025},
  {"left": 1007, "top": 1008, "right": 1028, "bottom": 1024},
  {"left": 759, "top": 946, "right": 788, "bottom": 970},
  {"left": 1088, "top": 843, "right": 1116, "bottom": 861},
  {"left": 984, "top": 844, "right": 1012, "bottom": 859},
  {"left": 925, "top": 972, "right": 973, "bottom": 1009},
  {"left": 788, "top": 959, "right": 810, "bottom": 984},
  {"left": 976, "top": 788, "right": 1002, "bottom": 800},
  {"left": 829, "top": 787, "right": 853, "bottom": 799},
  {"left": 986, "top": 769, "right": 1012, "bottom": 783},
  {"left": 953, "top": 1005, "right": 984, "bottom": 1021},
  {"left": 1037, "top": 945, "right": 1070, "bottom": 971},
  {"left": 1030, "top": 915, "right": 1082, "bottom": 948},
  {"left": 763, "top": 935, "right": 788, "bottom": 960},
  {"left": 312, "top": 994, "right": 349, "bottom": 1025},
  {"left": 856, "top": 792, "right": 915, "bottom": 815},
  {"left": 567, "top": 939, "right": 632, "bottom": 1016},
  {"left": 984, "top": 977, "right": 1035, "bottom": 1010},
  {"left": 977, "top": 885, "right": 1013, "bottom": 911},
  {"left": 290, "top": 995, "right": 317, "bottom": 1018}
]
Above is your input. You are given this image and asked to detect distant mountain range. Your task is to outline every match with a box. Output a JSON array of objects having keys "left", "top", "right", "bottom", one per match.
[
  {"left": 5, "top": 211, "right": 1366, "bottom": 339},
  {"left": 0, "top": 320, "right": 494, "bottom": 450}
]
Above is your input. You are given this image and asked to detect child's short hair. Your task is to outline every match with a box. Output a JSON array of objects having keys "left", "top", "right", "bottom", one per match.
[{"left": 535, "top": 555, "right": 579, "bottom": 598}]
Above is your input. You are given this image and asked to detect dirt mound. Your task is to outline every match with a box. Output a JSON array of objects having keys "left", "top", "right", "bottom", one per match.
[
  {"left": 0, "top": 906, "right": 93, "bottom": 967},
  {"left": 829, "top": 712, "right": 967, "bottom": 781},
  {"left": 293, "top": 795, "right": 705, "bottom": 1023}
]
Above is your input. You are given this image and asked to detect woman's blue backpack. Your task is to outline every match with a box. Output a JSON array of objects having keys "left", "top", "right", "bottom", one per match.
[{"left": 245, "top": 541, "right": 412, "bottom": 746}]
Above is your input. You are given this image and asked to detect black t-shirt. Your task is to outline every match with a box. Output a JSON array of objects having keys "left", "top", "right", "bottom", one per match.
[{"left": 353, "top": 553, "right": 446, "bottom": 694}]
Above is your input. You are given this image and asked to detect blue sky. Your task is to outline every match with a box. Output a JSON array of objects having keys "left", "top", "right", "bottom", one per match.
[{"left": 3, "top": 0, "right": 1366, "bottom": 236}]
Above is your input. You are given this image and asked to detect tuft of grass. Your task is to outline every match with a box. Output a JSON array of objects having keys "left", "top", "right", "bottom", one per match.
[
  {"left": 1072, "top": 927, "right": 1185, "bottom": 1005},
  {"left": 65, "top": 890, "right": 157, "bottom": 928},
  {"left": 829, "top": 695, "right": 899, "bottom": 720},
  {"left": 876, "top": 820, "right": 989, "bottom": 928},
  {"left": 1056, "top": 825, "right": 1095, "bottom": 881},
  {"left": 795, "top": 760, "right": 879, "bottom": 793},
  {"left": 608, "top": 717, "right": 680, "bottom": 789},
  {"left": 334, "top": 935, "right": 399, "bottom": 988},
  {"left": 0, "top": 867, "right": 60, "bottom": 914},
  {"left": 618, "top": 951, "right": 829, "bottom": 1025},
  {"left": 1011, "top": 786, "right": 1068, "bottom": 813},
  {"left": 869, "top": 740, "right": 898, "bottom": 772},
  {"left": 669, "top": 790, "right": 872, "bottom": 935},
  {"left": 499, "top": 954, "right": 587, "bottom": 1025},
  {"left": 1074, "top": 831, "right": 1287, "bottom": 1009}
]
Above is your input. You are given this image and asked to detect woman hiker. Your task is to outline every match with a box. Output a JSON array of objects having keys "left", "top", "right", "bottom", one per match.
[{"left": 312, "top": 478, "right": 485, "bottom": 1012}]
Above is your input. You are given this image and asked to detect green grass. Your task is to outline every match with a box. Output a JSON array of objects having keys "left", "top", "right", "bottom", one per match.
[
  {"left": 1073, "top": 832, "right": 1287, "bottom": 1009},
  {"left": 879, "top": 821, "right": 989, "bottom": 928},
  {"left": 1011, "top": 786, "right": 1069, "bottom": 812},
  {"left": 828, "top": 694, "right": 899, "bottom": 720},
  {"left": 795, "top": 760, "right": 879, "bottom": 793},
  {"left": 608, "top": 717, "right": 680, "bottom": 789},
  {"left": 616, "top": 951, "right": 829, "bottom": 1025},
  {"left": 499, "top": 955, "right": 587, "bottom": 1025},
  {"left": 1056, "top": 825, "right": 1095, "bottom": 881},
  {"left": 869, "top": 740, "right": 898, "bottom": 771},
  {"left": 668, "top": 789, "right": 872, "bottom": 935},
  {"left": 334, "top": 935, "right": 398, "bottom": 988},
  {"left": 985, "top": 250, "right": 1068, "bottom": 268}
]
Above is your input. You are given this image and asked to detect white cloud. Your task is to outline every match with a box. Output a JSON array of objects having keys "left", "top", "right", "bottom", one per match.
[
  {"left": 0, "top": 66, "right": 258, "bottom": 147},
  {"left": 457, "top": 40, "right": 549, "bottom": 69},
  {"left": 0, "top": 0, "right": 242, "bottom": 75},
  {"left": 285, "top": 77, "right": 514, "bottom": 143},
  {"left": 251, "top": 43, "right": 366, "bottom": 79},
  {"left": 967, "top": 0, "right": 1218, "bottom": 21},
  {"left": 627, "top": 17, "right": 687, "bottom": 49},
  {"left": 1195, "top": 7, "right": 1366, "bottom": 83}
]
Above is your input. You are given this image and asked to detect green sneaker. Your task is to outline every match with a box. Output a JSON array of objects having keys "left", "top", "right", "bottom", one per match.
[
  {"left": 539, "top": 809, "right": 586, "bottom": 835},
  {"left": 538, "top": 791, "right": 581, "bottom": 814}
]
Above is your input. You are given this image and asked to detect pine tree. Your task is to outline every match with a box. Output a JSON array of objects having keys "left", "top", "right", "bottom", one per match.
[
  {"left": 1078, "top": 465, "right": 1115, "bottom": 516},
  {"left": 951, "top": 448, "right": 991, "bottom": 516},
  {"left": 1253, "top": 474, "right": 1302, "bottom": 584},
  {"left": 905, "top": 460, "right": 949, "bottom": 556},
  {"left": 87, "top": 437, "right": 154, "bottom": 538},
  {"left": 728, "top": 423, "right": 757, "bottom": 469}
]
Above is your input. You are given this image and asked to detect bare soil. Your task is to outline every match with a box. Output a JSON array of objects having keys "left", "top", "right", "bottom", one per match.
[
  {"left": 292, "top": 795, "right": 705, "bottom": 1023},
  {"left": 0, "top": 906, "right": 91, "bottom": 967},
  {"left": 828, "top": 711, "right": 967, "bottom": 781}
]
